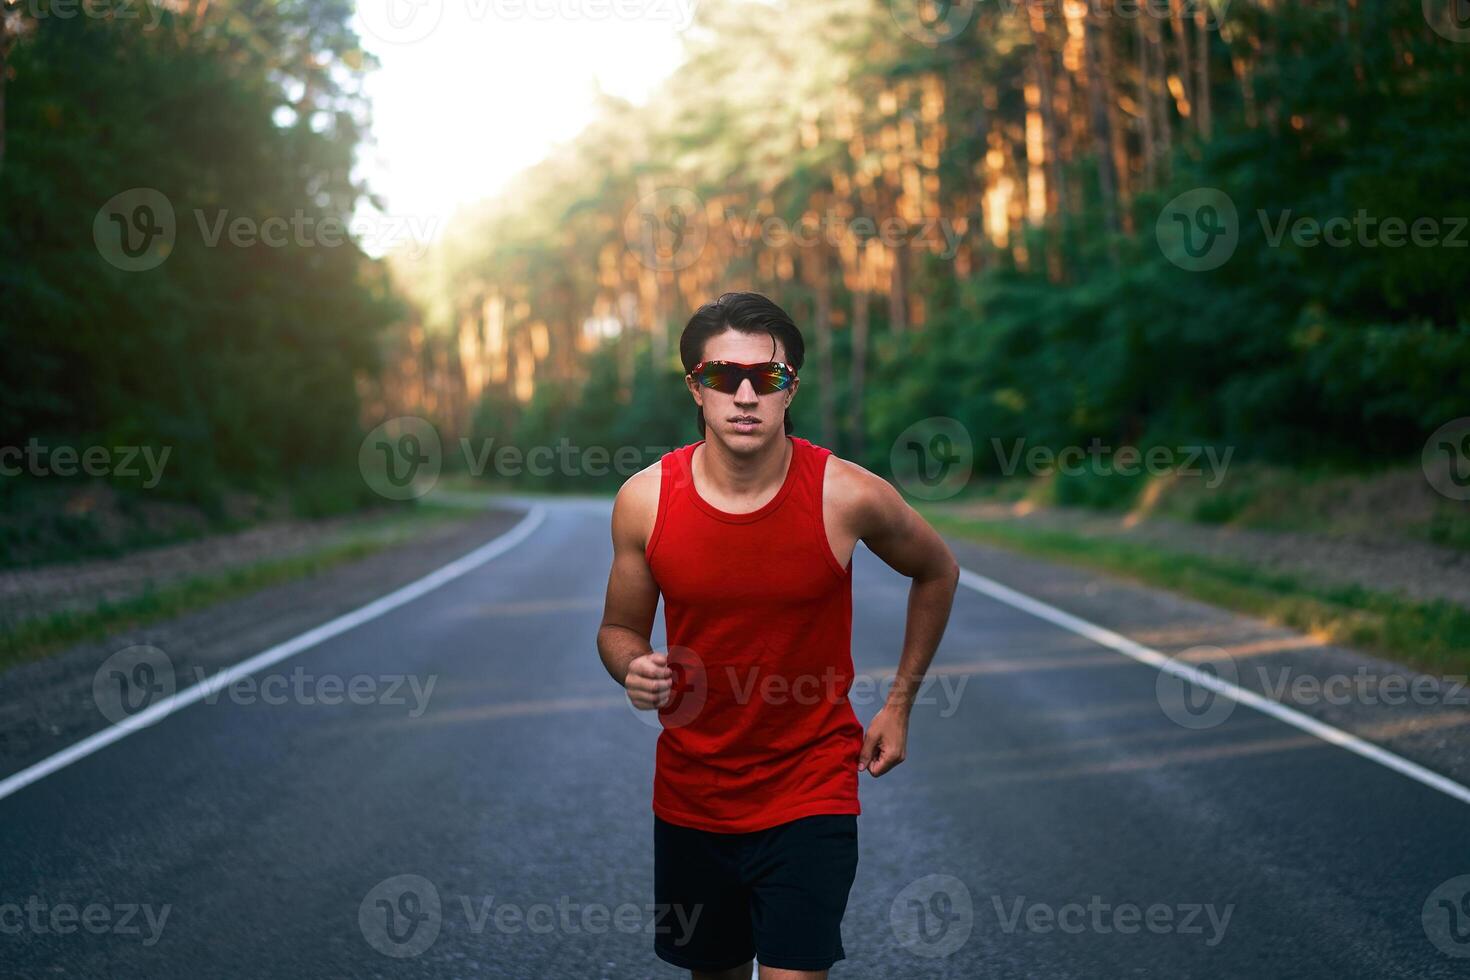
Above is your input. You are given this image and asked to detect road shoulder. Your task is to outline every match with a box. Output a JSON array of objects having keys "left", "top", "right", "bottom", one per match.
[
  {"left": 938, "top": 529, "right": 1470, "bottom": 796},
  {"left": 0, "top": 505, "right": 528, "bottom": 781}
]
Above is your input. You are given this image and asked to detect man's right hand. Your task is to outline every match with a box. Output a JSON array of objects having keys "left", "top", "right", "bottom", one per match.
[{"left": 625, "top": 650, "right": 674, "bottom": 710}]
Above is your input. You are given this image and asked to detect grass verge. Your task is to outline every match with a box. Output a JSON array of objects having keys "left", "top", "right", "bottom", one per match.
[
  {"left": 0, "top": 504, "right": 474, "bottom": 671},
  {"left": 924, "top": 510, "right": 1470, "bottom": 677}
]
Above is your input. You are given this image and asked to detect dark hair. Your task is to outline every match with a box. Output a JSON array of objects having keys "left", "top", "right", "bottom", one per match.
[{"left": 679, "top": 291, "right": 805, "bottom": 438}]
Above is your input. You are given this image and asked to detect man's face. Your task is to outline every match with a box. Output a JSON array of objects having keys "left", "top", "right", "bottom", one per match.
[{"left": 686, "top": 330, "right": 798, "bottom": 451}]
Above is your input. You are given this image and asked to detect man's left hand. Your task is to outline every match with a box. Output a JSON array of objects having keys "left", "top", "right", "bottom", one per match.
[{"left": 858, "top": 704, "right": 909, "bottom": 777}]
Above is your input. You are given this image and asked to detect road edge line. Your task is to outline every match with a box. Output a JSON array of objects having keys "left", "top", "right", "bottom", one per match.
[
  {"left": 957, "top": 566, "right": 1470, "bottom": 807},
  {"left": 0, "top": 505, "right": 548, "bottom": 804}
]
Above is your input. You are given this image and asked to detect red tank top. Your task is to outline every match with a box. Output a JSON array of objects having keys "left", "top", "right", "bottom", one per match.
[{"left": 645, "top": 434, "right": 863, "bottom": 833}]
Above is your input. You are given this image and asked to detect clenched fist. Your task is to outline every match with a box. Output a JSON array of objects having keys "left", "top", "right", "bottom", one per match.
[{"left": 625, "top": 650, "right": 674, "bottom": 710}]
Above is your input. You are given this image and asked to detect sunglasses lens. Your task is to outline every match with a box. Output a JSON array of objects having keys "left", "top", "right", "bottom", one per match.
[
  {"left": 695, "top": 362, "right": 794, "bottom": 394},
  {"left": 753, "top": 365, "right": 791, "bottom": 394},
  {"left": 698, "top": 364, "right": 742, "bottom": 393}
]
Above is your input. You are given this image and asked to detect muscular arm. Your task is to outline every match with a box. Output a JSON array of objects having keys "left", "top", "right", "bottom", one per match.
[
  {"left": 830, "top": 458, "right": 961, "bottom": 774},
  {"left": 596, "top": 468, "right": 672, "bottom": 707}
]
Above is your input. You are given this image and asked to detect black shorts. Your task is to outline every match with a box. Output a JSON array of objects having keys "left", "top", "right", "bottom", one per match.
[{"left": 653, "top": 813, "right": 859, "bottom": 973}]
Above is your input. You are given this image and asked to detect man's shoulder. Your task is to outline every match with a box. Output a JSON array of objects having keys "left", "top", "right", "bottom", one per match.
[
  {"left": 611, "top": 458, "right": 665, "bottom": 552},
  {"left": 818, "top": 450, "right": 892, "bottom": 532},
  {"left": 616, "top": 457, "right": 663, "bottom": 511}
]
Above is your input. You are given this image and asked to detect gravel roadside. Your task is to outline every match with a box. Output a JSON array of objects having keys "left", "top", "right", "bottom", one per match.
[
  {"left": 932, "top": 501, "right": 1470, "bottom": 609},
  {"left": 0, "top": 504, "right": 529, "bottom": 781}
]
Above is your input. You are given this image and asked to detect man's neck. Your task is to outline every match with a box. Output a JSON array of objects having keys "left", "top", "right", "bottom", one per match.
[{"left": 695, "top": 434, "right": 792, "bottom": 502}]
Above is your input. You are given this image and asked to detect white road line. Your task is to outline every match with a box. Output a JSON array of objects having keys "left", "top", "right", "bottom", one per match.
[
  {"left": 0, "top": 506, "right": 547, "bottom": 804},
  {"left": 957, "top": 567, "right": 1470, "bottom": 807}
]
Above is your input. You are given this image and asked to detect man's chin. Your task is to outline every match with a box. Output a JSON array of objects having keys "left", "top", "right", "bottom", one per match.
[{"left": 714, "top": 423, "right": 776, "bottom": 449}]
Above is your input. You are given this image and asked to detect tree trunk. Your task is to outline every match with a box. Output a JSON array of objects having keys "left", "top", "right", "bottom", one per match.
[
  {"left": 1083, "top": 12, "right": 1120, "bottom": 250},
  {"left": 810, "top": 241, "right": 837, "bottom": 447},
  {"left": 848, "top": 285, "right": 869, "bottom": 463},
  {"left": 1027, "top": 0, "right": 1067, "bottom": 275},
  {"left": 1196, "top": 4, "right": 1213, "bottom": 138},
  {"left": 1169, "top": 0, "right": 1195, "bottom": 127},
  {"left": 887, "top": 234, "right": 908, "bottom": 333},
  {"left": 1148, "top": 12, "right": 1174, "bottom": 181},
  {"left": 1138, "top": 14, "right": 1157, "bottom": 187},
  {"left": 1098, "top": 11, "right": 1133, "bottom": 231},
  {"left": 0, "top": 27, "right": 11, "bottom": 181}
]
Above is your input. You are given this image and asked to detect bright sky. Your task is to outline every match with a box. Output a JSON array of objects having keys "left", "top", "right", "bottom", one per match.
[{"left": 352, "top": 0, "right": 692, "bottom": 256}]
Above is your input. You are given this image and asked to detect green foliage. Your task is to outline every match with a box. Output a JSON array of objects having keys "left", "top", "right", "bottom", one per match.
[
  {"left": 417, "top": 0, "right": 1470, "bottom": 500},
  {"left": 465, "top": 338, "right": 690, "bottom": 492},
  {"left": 0, "top": 3, "right": 397, "bottom": 519}
]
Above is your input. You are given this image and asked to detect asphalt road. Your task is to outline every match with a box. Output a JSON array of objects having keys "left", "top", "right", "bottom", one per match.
[{"left": 2, "top": 497, "right": 1467, "bottom": 978}]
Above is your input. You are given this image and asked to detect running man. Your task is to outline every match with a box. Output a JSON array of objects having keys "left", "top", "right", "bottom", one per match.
[{"left": 597, "top": 291, "right": 960, "bottom": 979}]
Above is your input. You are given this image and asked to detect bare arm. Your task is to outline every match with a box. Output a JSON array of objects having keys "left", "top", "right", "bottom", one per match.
[
  {"left": 596, "top": 468, "right": 672, "bottom": 709},
  {"left": 832, "top": 459, "right": 961, "bottom": 775}
]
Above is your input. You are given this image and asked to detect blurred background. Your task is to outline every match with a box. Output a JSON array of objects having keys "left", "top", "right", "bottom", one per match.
[
  {"left": 3, "top": 0, "right": 1468, "bottom": 666},
  {"left": 3, "top": 1, "right": 1470, "bottom": 974}
]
